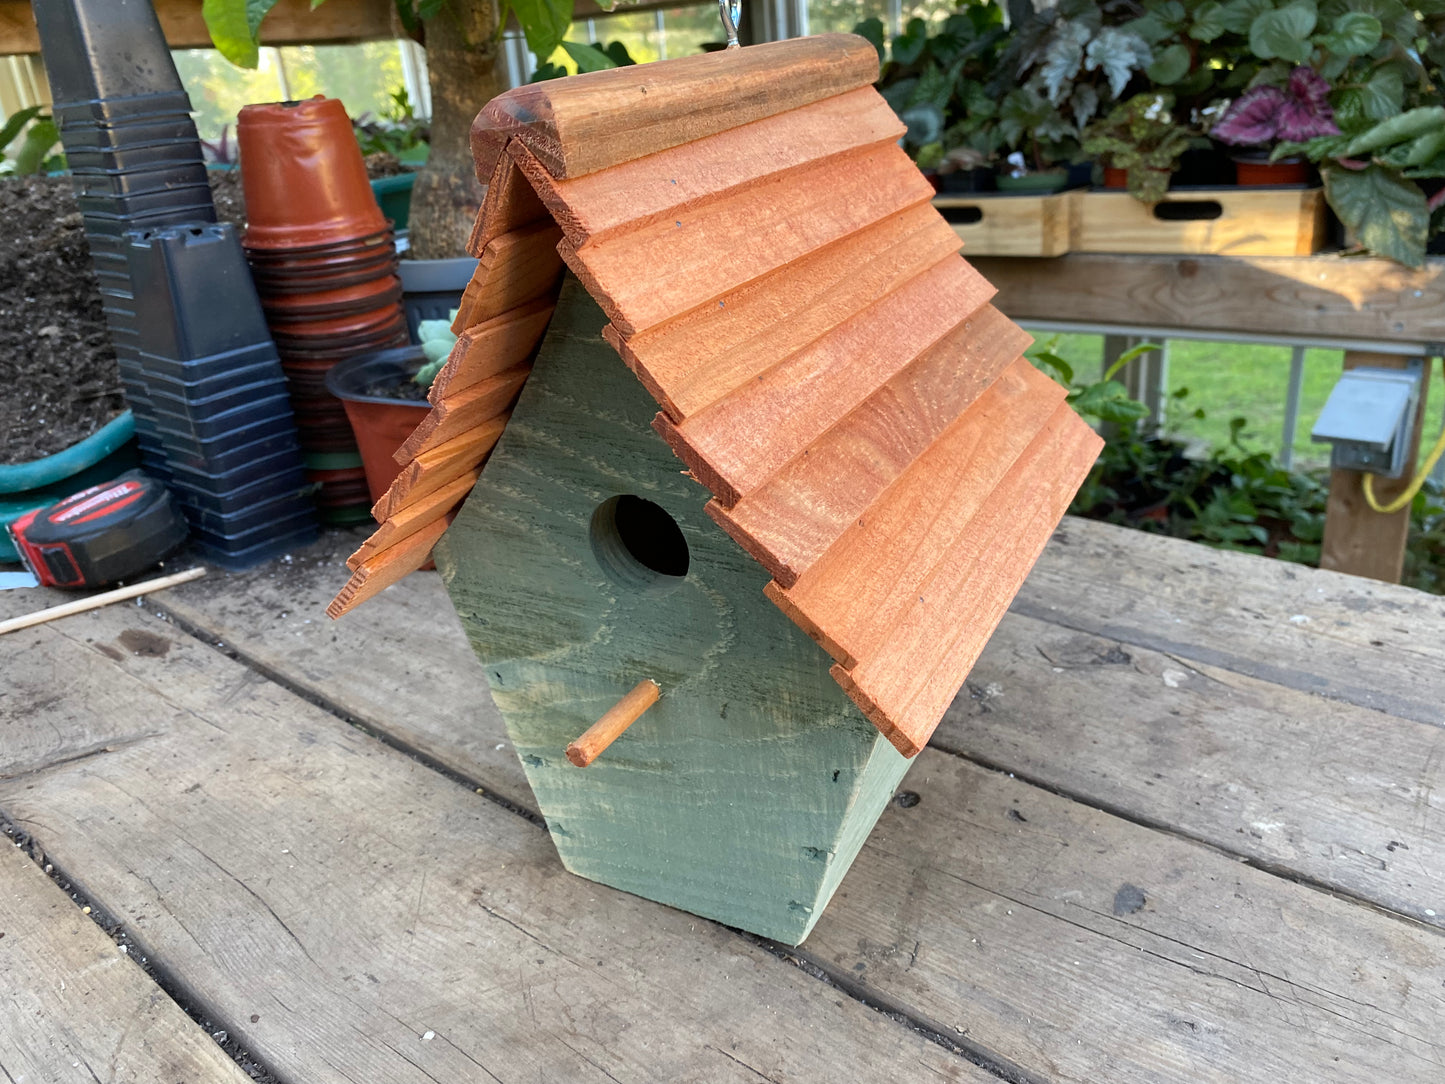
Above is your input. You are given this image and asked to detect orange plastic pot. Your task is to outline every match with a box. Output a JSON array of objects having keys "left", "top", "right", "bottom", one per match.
[
  {"left": 1102, "top": 166, "right": 1128, "bottom": 189},
  {"left": 325, "top": 347, "right": 434, "bottom": 502},
  {"left": 237, "top": 97, "right": 387, "bottom": 249},
  {"left": 1233, "top": 155, "right": 1308, "bottom": 186}
]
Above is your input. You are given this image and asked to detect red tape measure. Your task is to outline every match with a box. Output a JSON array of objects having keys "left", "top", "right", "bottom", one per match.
[{"left": 8, "top": 471, "right": 189, "bottom": 588}]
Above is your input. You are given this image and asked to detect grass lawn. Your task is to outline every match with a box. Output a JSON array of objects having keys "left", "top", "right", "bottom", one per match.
[{"left": 1025, "top": 329, "right": 1445, "bottom": 472}]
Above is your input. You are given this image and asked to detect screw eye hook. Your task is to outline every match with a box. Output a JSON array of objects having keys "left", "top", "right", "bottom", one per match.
[{"left": 718, "top": 0, "right": 741, "bottom": 48}]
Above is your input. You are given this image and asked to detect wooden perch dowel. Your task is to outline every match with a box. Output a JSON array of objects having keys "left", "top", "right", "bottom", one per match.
[
  {"left": 0, "top": 567, "right": 206, "bottom": 637},
  {"left": 566, "top": 680, "right": 661, "bottom": 767}
]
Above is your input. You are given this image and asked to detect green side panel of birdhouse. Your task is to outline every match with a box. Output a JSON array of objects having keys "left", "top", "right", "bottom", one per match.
[{"left": 436, "top": 277, "right": 913, "bottom": 944}]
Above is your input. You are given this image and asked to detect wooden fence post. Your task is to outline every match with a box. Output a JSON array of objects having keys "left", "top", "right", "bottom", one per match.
[{"left": 1319, "top": 350, "right": 1430, "bottom": 583}]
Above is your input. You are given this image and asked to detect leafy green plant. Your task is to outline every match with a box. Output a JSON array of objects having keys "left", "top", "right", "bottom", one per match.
[
  {"left": 0, "top": 105, "right": 62, "bottom": 176},
  {"left": 532, "top": 40, "right": 637, "bottom": 82},
  {"left": 353, "top": 88, "right": 431, "bottom": 165},
  {"left": 1033, "top": 334, "right": 1445, "bottom": 591},
  {"left": 856, "top": 8, "right": 1007, "bottom": 170},
  {"left": 1082, "top": 91, "right": 1196, "bottom": 201}
]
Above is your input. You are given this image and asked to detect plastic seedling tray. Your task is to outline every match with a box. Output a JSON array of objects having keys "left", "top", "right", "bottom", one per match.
[
  {"left": 189, "top": 519, "right": 319, "bottom": 571},
  {"left": 66, "top": 140, "right": 205, "bottom": 172},
  {"left": 59, "top": 115, "right": 199, "bottom": 149},
  {"left": 123, "top": 342, "right": 282, "bottom": 385},
  {"left": 126, "top": 224, "right": 277, "bottom": 361},
  {"left": 78, "top": 183, "right": 213, "bottom": 216},
  {"left": 71, "top": 161, "right": 209, "bottom": 196},
  {"left": 165, "top": 465, "right": 310, "bottom": 516}
]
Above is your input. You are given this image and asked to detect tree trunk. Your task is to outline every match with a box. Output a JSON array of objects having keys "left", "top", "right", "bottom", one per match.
[{"left": 409, "top": 2, "right": 506, "bottom": 260}]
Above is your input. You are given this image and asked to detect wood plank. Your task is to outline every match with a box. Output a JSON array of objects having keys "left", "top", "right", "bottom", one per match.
[
  {"left": 767, "top": 360, "right": 1066, "bottom": 664},
  {"left": 470, "top": 34, "right": 880, "bottom": 181},
  {"left": 450, "top": 221, "right": 564, "bottom": 334},
  {"left": 711, "top": 305, "right": 1032, "bottom": 585},
  {"left": 836, "top": 404, "right": 1102, "bottom": 756},
  {"left": 970, "top": 253, "right": 1445, "bottom": 344},
  {"left": 934, "top": 609, "right": 1445, "bottom": 929},
  {"left": 115, "top": 545, "right": 1445, "bottom": 1084},
  {"left": 393, "top": 363, "right": 529, "bottom": 465},
  {"left": 1014, "top": 516, "right": 1445, "bottom": 728},
  {"left": 347, "top": 468, "right": 480, "bottom": 570},
  {"left": 152, "top": 529, "right": 536, "bottom": 811},
  {"left": 0, "top": 842, "right": 256, "bottom": 1084},
  {"left": 428, "top": 298, "right": 553, "bottom": 402},
  {"left": 0, "top": 604, "right": 987, "bottom": 1084},
  {"left": 465, "top": 147, "right": 550, "bottom": 258},
  {"left": 656, "top": 254, "right": 995, "bottom": 505},
  {"left": 1070, "top": 189, "right": 1327, "bottom": 257},
  {"left": 511, "top": 87, "right": 905, "bottom": 247},
  {"left": 608, "top": 201, "right": 964, "bottom": 420},
  {"left": 563, "top": 140, "right": 937, "bottom": 336},
  {"left": 804, "top": 749, "right": 1445, "bottom": 1084},
  {"left": 0, "top": 0, "right": 404, "bottom": 55},
  {"left": 934, "top": 191, "right": 1076, "bottom": 257},
  {"left": 372, "top": 416, "right": 507, "bottom": 520},
  {"left": 1319, "top": 350, "right": 1429, "bottom": 582},
  {"left": 327, "top": 513, "right": 451, "bottom": 618}
]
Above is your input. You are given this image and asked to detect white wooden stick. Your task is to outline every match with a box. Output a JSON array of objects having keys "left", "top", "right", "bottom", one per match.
[{"left": 0, "top": 567, "right": 207, "bottom": 637}]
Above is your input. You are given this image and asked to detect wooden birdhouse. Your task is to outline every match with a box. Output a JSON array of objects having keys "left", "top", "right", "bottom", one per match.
[{"left": 329, "top": 35, "right": 1102, "bottom": 944}]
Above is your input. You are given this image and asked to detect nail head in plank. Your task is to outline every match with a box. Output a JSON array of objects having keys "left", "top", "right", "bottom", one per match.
[{"left": 470, "top": 34, "right": 880, "bottom": 181}]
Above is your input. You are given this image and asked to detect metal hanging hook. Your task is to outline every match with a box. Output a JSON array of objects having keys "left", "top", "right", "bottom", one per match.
[{"left": 718, "top": 0, "right": 741, "bottom": 48}]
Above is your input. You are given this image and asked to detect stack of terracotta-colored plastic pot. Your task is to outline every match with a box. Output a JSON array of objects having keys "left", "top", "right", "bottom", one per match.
[{"left": 237, "top": 96, "right": 409, "bottom": 523}]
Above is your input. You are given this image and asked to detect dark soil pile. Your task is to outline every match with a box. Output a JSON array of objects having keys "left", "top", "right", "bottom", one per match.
[
  {"left": 0, "top": 172, "right": 247, "bottom": 465},
  {"left": 0, "top": 175, "right": 121, "bottom": 465}
]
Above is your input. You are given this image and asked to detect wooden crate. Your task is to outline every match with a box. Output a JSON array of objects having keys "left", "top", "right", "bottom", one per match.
[
  {"left": 932, "top": 191, "right": 1077, "bottom": 257},
  {"left": 1071, "top": 188, "right": 1327, "bottom": 257}
]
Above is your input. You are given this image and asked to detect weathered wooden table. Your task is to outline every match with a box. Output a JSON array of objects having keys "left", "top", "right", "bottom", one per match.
[{"left": 3, "top": 518, "right": 1443, "bottom": 1083}]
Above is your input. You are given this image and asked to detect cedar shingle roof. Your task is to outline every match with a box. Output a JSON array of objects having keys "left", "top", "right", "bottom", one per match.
[{"left": 328, "top": 34, "right": 1103, "bottom": 758}]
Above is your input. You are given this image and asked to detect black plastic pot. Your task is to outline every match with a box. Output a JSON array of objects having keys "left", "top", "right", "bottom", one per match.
[
  {"left": 399, "top": 256, "right": 477, "bottom": 340},
  {"left": 31, "top": 0, "right": 186, "bottom": 106}
]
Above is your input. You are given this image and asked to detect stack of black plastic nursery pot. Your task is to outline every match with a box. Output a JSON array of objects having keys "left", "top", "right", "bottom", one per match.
[
  {"left": 32, "top": 0, "right": 315, "bottom": 567},
  {"left": 238, "top": 97, "right": 411, "bottom": 524}
]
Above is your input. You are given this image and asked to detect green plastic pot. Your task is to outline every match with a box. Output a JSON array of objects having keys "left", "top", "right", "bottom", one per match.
[
  {"left": 371, "top": 173, "right": 416, "bottom": 230},
  {"left": 0, "top": 411, "right": 139, "bottom": 561}
]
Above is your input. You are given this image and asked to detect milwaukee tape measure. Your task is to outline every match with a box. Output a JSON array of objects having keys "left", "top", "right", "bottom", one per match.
[{"left": 8, "top": 471, "right": 189, "bottom": 588}]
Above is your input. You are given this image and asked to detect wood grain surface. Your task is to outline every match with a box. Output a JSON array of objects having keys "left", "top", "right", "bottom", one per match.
[
  {"left": 608, "top": 201, "right": 963, "bottom": 420},
  {"left": 511, "top": 88, "right": 905, "bottom": 247},
  {"left": 833, "top": 402, "right": 1102, "bottom": 756},
  {"left": 563, "top": 141, "right": 936, "bottom": 336},
  {"left": 971, "top": 253, "right": 1445, "bottom": 343},
  {"left": 470, "top": 34, "right": 880, "bottom": 180},
  {"left": 656, "top": 255, "right": 995, "bottom": 505},
  {"left": 711, "top": 305, "right": 1030, "bottom": 585},
  {"left": 371, "top": 416, "right": 508, "bottom": 521},
  {"left": 0, "top": 605, "right": 982, "bottom": 1084},
  {"left": 0, "top": 842, "right": 256, "bottom": 1084}
]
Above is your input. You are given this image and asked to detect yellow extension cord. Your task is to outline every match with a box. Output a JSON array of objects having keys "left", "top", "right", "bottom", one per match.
[{"left": 1361, "top": 358, "right": 1445, "bottom": 514}]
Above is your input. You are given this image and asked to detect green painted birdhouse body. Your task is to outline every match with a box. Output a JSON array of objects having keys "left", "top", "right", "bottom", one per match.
[{"left": 438, "top": 279, "right": 911, "bottom": 944}]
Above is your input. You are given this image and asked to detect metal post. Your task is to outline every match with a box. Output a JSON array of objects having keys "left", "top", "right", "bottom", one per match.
[{"left": 1280, "top": 345, "right": 1306, "bottom": 469}]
